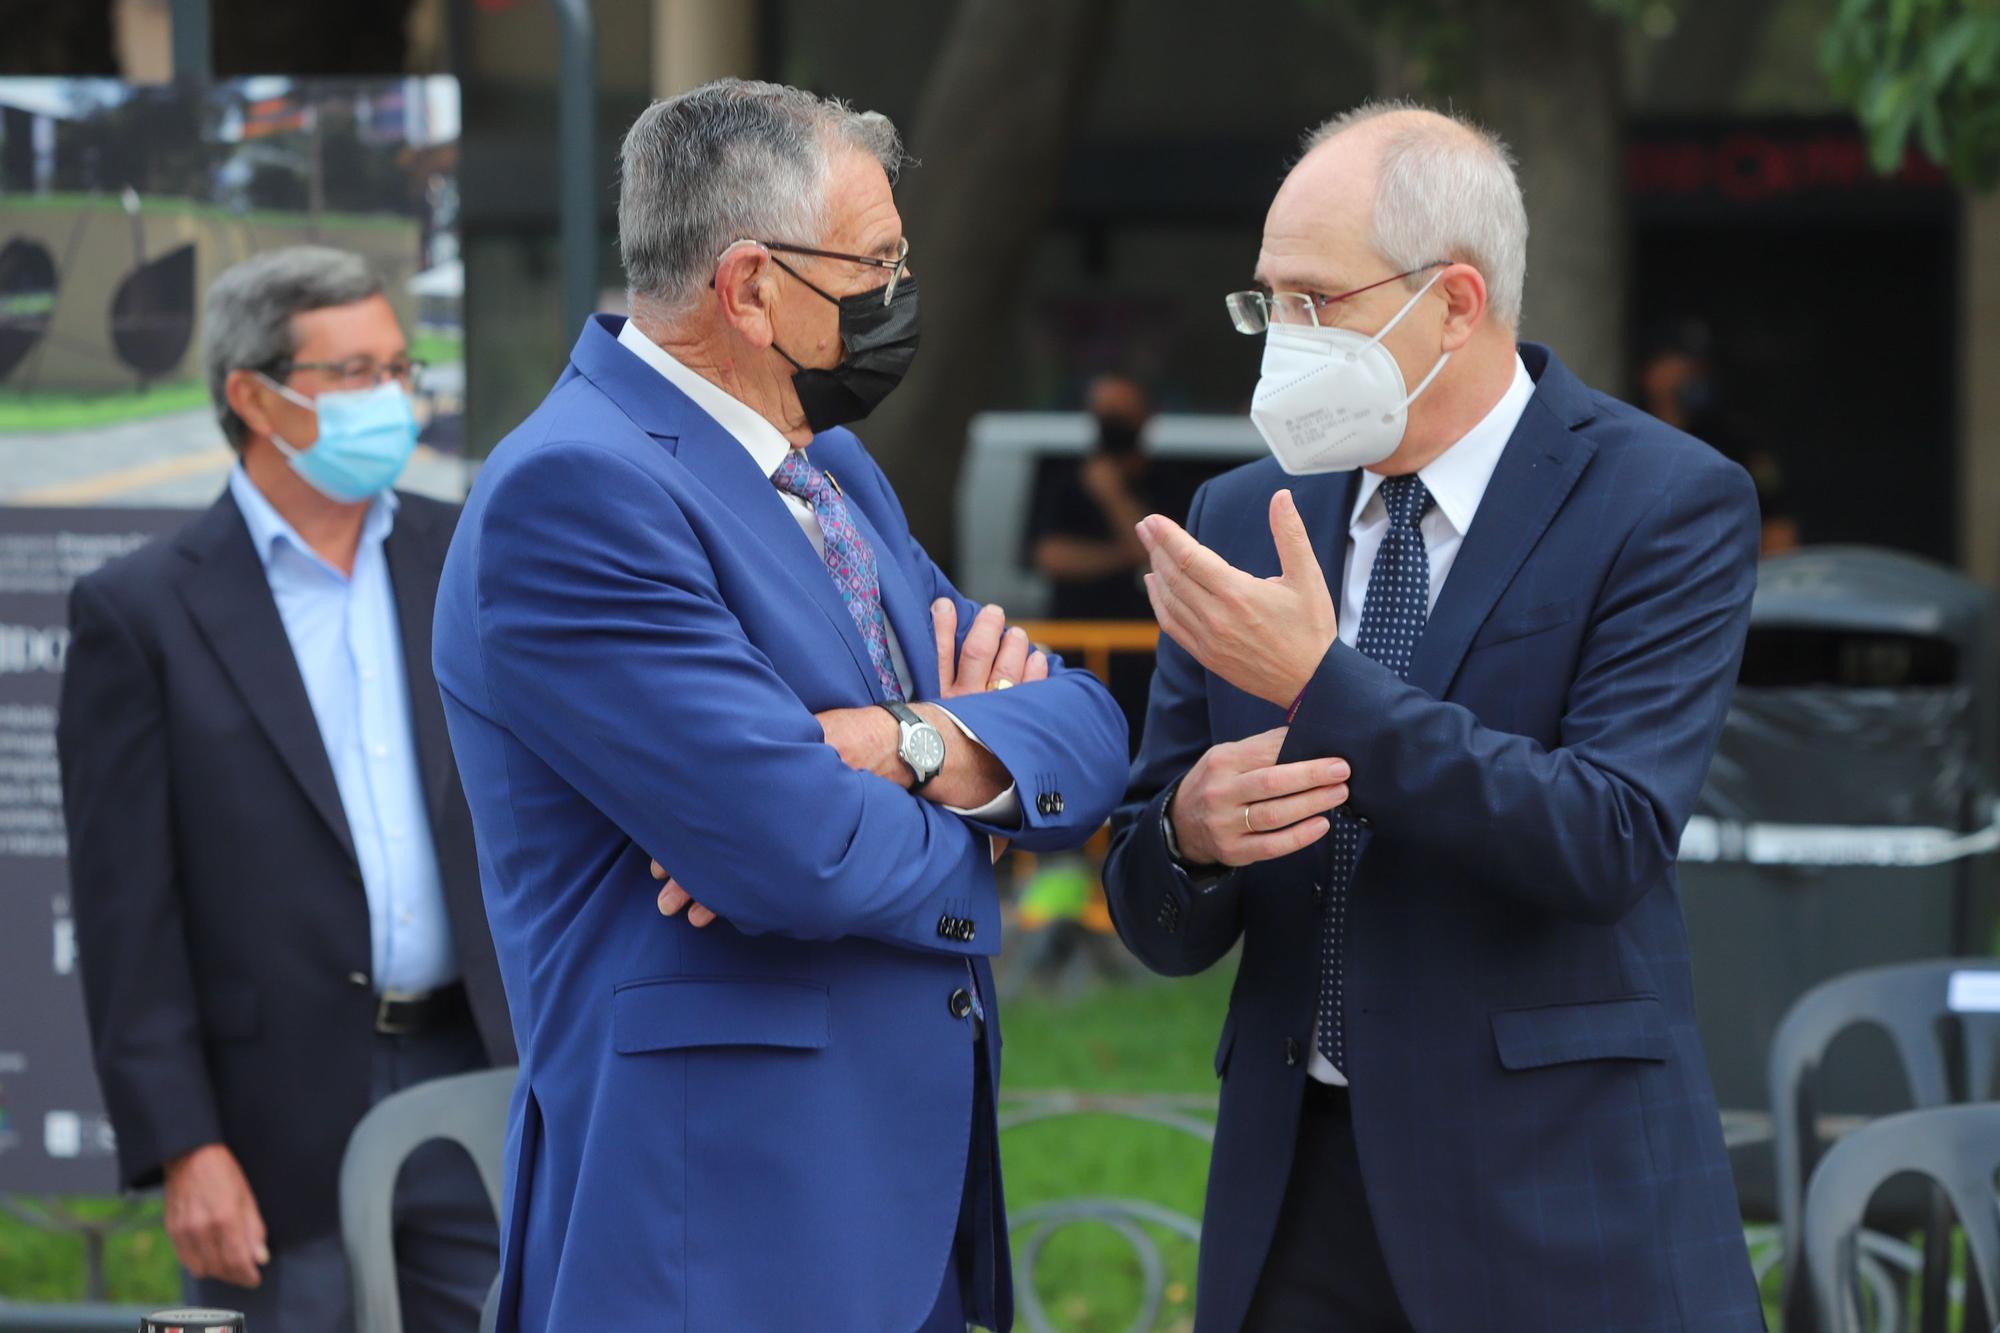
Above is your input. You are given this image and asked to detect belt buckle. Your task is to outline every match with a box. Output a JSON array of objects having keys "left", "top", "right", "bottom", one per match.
[{"left": 375, "top": 989, "right": 425, "bottom": 1036}]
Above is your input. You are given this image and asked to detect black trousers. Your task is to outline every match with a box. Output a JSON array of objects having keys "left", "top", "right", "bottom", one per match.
[{"left": 1242, "top": 1080, "right": 1415, "bottom": 1333}]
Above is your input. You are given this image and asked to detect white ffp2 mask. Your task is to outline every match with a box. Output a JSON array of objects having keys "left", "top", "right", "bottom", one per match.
[{"left": 1248, "top": 269, "right": 1451, "bottom": 475}]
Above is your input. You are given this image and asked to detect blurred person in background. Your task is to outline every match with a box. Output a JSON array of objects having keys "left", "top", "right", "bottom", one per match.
[
  {"left": 432, "top": 80, "right": 1126, "bottom": 1332},
  {"left": 57, "top": 246, "right": 513, "bottom": 1331},
  {"left": 1104, "top": 103, "right": 1763, "bottom": 1331},
  {"left": 1030, "top": 372, "right": 1158, "bottom": 754},
  {"left": 1637, "top": 321, "right": 1801, "bottom": 555}
]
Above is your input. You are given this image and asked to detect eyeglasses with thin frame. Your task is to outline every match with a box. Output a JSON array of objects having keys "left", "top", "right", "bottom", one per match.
[
  {"left": 1224, "top": 262, "right": 1447, "bottom": 335},
  {"left": 728, "top": 236, "right": 912, "bottom": 306},
  {"left": 265, "top": 355, "right": 428, "bottom": 393}
]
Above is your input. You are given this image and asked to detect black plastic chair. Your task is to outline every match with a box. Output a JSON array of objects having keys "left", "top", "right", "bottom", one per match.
[
  {"left": 338, "top": 1065, "right": 516, "bottom": 1333},
  {"left": 1771, "top": 959, "right": 2000, "bottom": 1332},
  {"left": 1804, "top": 1103, "right": 2000, "bottom": 1333}
]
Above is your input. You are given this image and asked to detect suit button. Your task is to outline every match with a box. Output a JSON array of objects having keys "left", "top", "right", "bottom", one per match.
[
  {"left": 962, "top": 921, "right": 976, "bottom": 942},
  {"left": 937, "top": 914, "right": 954, "bottom": 939},
  {"left": 1350, "top": 809, "right": 1372, "bottom": 828},
  {"left": 948, "top": 988, "right": 974, "bottom": 1020},
  {"left": 1284, "top": 1037, "right": 1300, "bottom": 1067},
  {"left": 1310, "top": 880, "right": 1326, "bottom": 909},
  {"left": 1035, "top": 794, "right": 1053, "bottom": 817},
  {"left": 347, "top": 971, "right": 370, "bottom": 989},
  {"left": 1052, "top": 793, "right": 1065, "bottom": 814}
]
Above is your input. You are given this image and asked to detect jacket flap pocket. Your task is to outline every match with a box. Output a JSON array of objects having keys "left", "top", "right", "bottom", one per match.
[
  {"left": 1470, "top": 597, "right": 1584, "bottom": 650},
  {"left": 613, "top": 977, "right": 830, "bottom": 1054},
  {"left": 1491, "top": 996, "right": 1669, "bottom": 1071}
]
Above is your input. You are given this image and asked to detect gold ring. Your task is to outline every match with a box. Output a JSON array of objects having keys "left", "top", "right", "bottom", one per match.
[
  {"left": 1243, "top": 805, "right": 1254, "bottom": 834},
  {"left": 991, "top": 678, "right": 1015, "bottom": 691}
]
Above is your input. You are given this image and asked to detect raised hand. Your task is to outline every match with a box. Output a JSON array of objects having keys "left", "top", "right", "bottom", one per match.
[{"left": 1138, "top": 489, "right": 1337, "bottom": 708}]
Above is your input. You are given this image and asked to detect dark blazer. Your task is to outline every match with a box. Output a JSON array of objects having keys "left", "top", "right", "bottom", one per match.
[
  {"left": 56, "top": 487, "right": 514, "bottom": 1246},
  {"left": 1104, "top": 344, "right": 1766, "bottom": 1332}
]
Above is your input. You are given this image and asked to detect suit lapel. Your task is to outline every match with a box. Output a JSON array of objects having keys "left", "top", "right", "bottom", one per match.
[
  {"left": 667, "top": 415, "right": 887, "bottom": 700},
  {"left": 383, "top": 499, "right": 456, "bottom": 834},
  {"left": 173, "top": 494, "right": 357, "bottom": 865},
  {"left": 1407, "top": 349, "right": 1598, "bottom": 700},
  {"left": 571, "top": 315, "right": 893, "bottom": 701}
]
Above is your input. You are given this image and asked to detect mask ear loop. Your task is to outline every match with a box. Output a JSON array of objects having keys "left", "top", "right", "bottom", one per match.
[
  {"left": 256, "top": 371, "right": 319, "bottom": 457},
  {"left": 1360, "top": 267, "right": 1453, "bottom": 424}
]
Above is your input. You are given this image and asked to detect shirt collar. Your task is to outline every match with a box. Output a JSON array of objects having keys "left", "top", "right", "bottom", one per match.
[
  {"left": 616, "top": 317, "right": 793, "bottom": 481},
  {"left": 1351, "top": 351, "right": 1536, "bottom": 536},
  {"left": 227, "top": 464, "right": 397, "bottom": 578}
]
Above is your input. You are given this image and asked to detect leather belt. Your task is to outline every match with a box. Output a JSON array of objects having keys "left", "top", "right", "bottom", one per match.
[{"left": 374, "top": 981, "right": 471, "bottom": 1037}]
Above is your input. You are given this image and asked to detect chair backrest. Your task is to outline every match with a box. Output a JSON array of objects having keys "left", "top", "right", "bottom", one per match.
[
  {"left": 1771, "top": 959, "right": 2000, "bottom": 1328},
  {"left": 1804, "top": 1103, "right": 2000, "bottom": 1333},
  {"left": 339, "top": 1065, "right": 517, "bottom": 1333}
]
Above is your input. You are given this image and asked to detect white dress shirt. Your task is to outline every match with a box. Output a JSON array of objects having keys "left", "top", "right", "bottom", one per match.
[
  {"left": 616, "top": 318, "right": 1019, "bottom": 825},
  {"left": 227, "top": 466, "right": 459, "bottom": 995},
  {"left": 1307, "top": 352, "right": 1536, "bottom": 1085}
]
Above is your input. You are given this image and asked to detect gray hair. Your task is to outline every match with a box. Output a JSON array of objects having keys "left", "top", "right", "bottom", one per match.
[
  {"left": 618, "top": 78, "right": 906, "bottom": 314},
  {"left": 202, "top": 246, "right": 383, "bottom": 451},
  {"left": 1304, "top": 100, "right": 1529, "bottom": 328}
]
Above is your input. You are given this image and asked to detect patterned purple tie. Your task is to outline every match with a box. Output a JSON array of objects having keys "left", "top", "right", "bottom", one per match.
[{"left": 773, "top": 449, "right": 905, "bottom": 701}]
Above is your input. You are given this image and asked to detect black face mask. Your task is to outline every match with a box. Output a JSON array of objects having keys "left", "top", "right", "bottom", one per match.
[
  {"left": 771, "top": 264, "right": 921, "bottom": 432},
  {"left": 1096, "top": 417, "right": 1142, "bottom": 458}
]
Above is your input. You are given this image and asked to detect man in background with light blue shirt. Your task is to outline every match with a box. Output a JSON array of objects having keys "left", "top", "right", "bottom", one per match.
[{"left": 58, "top": 246, "right": 514, "bottom": 1332}]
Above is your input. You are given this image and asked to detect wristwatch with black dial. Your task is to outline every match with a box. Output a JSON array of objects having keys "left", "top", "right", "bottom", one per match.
[{"left": 879, "top": 701, "right": 946, "bottom": 790}]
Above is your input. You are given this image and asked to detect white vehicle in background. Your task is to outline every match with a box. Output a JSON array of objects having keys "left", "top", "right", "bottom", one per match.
[{"left": 954, "top": 411, "right": 1267, "bottom": 615}]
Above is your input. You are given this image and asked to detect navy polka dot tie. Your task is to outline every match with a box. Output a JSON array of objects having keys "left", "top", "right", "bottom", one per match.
[{"left": 1315, "top": 474, "right": 1434, "bottom": 1073}]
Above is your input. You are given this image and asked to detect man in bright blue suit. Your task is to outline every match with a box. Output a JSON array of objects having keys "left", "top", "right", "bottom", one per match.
[
  {"left": 1103, "top": 105, "right": 1765, "bottom": 1331},
  {"left": 433, "top": 80, "right": 1127, "bottom": 1332}
]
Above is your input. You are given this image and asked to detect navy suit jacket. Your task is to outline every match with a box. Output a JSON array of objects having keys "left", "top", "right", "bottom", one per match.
[
  {"left": 433, "top": 316, "right": 1127, "bottom": 1332},
  {"left": 57, "top": 490, "right": 514, "bottom": 1246},
  {"left": 1104, "top": 345, "right": 1765, "bottom": 1332}
]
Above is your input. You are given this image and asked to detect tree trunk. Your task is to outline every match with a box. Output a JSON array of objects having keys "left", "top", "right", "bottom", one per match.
[
  {"left": 1634, "top": 0, "right": 1785, "bottom": 112},
  {"left": 1468, "top": 1, "right": 1628, "bottom": 392},
  {"left": 860, "top": 0, "right": 1120, "bottom": 568}
]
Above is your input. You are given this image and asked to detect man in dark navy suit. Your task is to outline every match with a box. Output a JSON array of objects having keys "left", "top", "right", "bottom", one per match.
[
  {"left": 1104, "top": 103, "right": 1764, "bottom": 1331},
  {"left": 58, "top": 247, "right": 513, "bottom": 1332}
]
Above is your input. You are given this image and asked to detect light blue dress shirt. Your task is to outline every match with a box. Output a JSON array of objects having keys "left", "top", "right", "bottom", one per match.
[{"left": 228, "top": 466, "right": 458, "bottom": 994}]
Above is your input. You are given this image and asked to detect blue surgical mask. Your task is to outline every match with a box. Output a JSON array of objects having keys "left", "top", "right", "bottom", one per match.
[{"left": 260, "top": 375, "right": 419, "bottom": 502}]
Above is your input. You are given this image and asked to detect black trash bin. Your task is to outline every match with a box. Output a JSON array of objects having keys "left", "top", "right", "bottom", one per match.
[{"left": 1679, "top": 546, "right": 2000, "bottom": 1218}]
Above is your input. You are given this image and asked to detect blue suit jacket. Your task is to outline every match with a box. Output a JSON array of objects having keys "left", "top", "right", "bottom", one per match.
[
  {"left": 433, "top": 316, "right": 1127, "bottom": 1332},
  {"left": 1104, "top": 345, "right": 1765, "bottom": 1333}
]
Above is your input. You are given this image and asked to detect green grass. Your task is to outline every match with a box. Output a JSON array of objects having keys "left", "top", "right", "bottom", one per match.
[
  {"left": 0, "top": 1197, "right": 177, "bottom": 1304},
  {"left": 410, "top": 330, "right": 464, "bottom": 369},
  {"left": 0, "top": 380, "right": 211, "bottom": 433},
  {"left": 2, "top": 192, "right": 412, "bottom": 231},
  {"left": 995, "top": 957, "right": 1233, "bottom": 1332}
]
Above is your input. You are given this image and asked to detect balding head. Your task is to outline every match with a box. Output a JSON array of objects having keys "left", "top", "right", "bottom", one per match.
[{"left": 1289, "top": 100, "right": 1528, "bottom": 328}]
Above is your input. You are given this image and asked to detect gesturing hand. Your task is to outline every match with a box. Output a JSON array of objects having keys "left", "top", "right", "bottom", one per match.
[
  {"left": 163, "top": 1143, "right": 269, "bottom": 1288},
  {"left": 1138, "top": 489, "right": 1337, "bottom": 708},
  {"left": 1168, "top": 727, "right": 1350, "bottom": 869},
  {"left": 933, "top": 599, "right": 1048, "bottom": 699}
]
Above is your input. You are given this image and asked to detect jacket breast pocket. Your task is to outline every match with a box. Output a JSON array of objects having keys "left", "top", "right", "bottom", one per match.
[
  {"left": 1491, "top": 995, "right": 1670, "bottom": 1071},
  {"left": 612, "top": 976, "right": 830, "bottom": 1054},
  {"left": 1468, "top": 596, "right": 1585, "bottom": 652}
]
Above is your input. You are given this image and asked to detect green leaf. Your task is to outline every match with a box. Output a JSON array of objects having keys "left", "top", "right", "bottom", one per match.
[
  {"left": 1924, "top": 12, "right": 1985, "bottom": 86},
  {"left": 1916, "top": 96, "right": 1948, "bottom": 163}
]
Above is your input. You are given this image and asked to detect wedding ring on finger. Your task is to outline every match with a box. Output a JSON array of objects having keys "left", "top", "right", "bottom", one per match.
[
  {"left": 990, "top": 678, "right": 1015, "bottom": 691},
  {"left": 1243, "top": 804, "right": 1254, "bottom": 834}
]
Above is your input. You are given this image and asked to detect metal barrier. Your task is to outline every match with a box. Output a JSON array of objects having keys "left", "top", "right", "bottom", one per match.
[{"left": 999, "top": 1090, "right": 1215, "bottom": 1333}]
